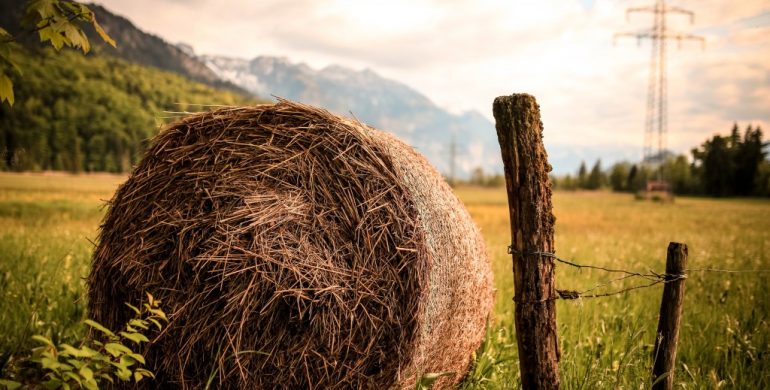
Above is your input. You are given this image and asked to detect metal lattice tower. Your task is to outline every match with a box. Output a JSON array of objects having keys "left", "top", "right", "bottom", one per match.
[
  {"left": 449, "top": 134, "right": 457, "bottom": 186},
  {"left": 446, "top": 134, "right": 466, "bottom": 186},
  {"left": 615, "top": 0, "right": 704, "bottom": 165}
]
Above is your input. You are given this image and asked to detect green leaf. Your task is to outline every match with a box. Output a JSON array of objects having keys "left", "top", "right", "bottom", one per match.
[
  {"left": 59, "top": 0, "right": 91, "bottom": 20},
  {"left": 119, "top": 354, "right": 137, "bottom": 367},
  {"left": 125, "top": 303, "right": 141, "bottom": 315},
  {"left": 129, "top": 319, "right": 150, "bottom": 330},
  {"left": 651, "top": 371, "right": 671, "bottom": 387},
  {"left": 62, "top": 371, "right": 83, "bottom": 386},
  {"left": 58, "top": 22, "right": 90, "bottom": 53},
  {"left": 39, "top": 356, "right": 62, "bottom": 370},
  {"left": 92, "top": 18, "right": 116, "bottom": 47},
  {"left": 84, "top": 319, "right": 116, "bottom": 337},
  {"left": 75, "top": 3, "right": 94, "bottom": 18},
  {"left": 136, "top": 368, "right": 155, "bottom": 378},
  {"left": 82, "top": 378, "right": 99, "bottom": 390},
  {"left": 148, "top": 318, "right": 163, "bottom": 330},
  {"left": 0, "top": 42, "right": 22, "bottom": 74},
  {"left": 146, "top": 292, "right": 156, "bottom": 306},
  {"left": 111, "top": 361, "right": 132, "bottom": 381},
  {"left": 119, "top": 331, "right": 149, "bottom": 344},
  {"left": 414, "top": 371, "right": 454, "bottom": 390},
  {"left": 25, "top": 0, "right": 58, "bottom": 20},
  {"left": 60, "top": 343, "right": 98, "bottom": 358},
  {"left": 32, "top": 335, "right": 55, "bottom": 348},
  {"left": 79, "top": 365, "right": 95, "bottom": 382},
  {"left": 37, "top": 25, "right": 67, "bottom": 50},
  {"left": 127, "top": 352, "right": 146, "bottom": 365},
  {"left": 99, "top": 373, "right": 114, "bottom": 384},
  {"left": 90, "top": 353, "right": 112, "bottom": 364},
  {"left": 0, "top": 72, "right": 12, "bottom": 106},
  {"left": 0, "top": 379, "right": 22, "bottom": 390},
  {"left": 64, "top": 358, "right": 81, "bottom": 370},
  {"left": 148, "top": 308, "right": 168, "bottom": 321},
  {"left": 104, "top": 342, "right": 132, "bottom": 357},
  {"left": 41, "top": 379, "right": 62, "bottom": 390},
  {"left": 59, "top": 344, "right": 81, "bottom": 358}
]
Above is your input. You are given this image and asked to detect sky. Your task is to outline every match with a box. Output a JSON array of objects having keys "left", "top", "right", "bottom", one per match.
[{"left": 97, "top": 0, "right": 770, "bottom": 169}]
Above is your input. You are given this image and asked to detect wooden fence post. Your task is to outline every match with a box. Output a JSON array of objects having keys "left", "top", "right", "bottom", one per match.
[
  {"left": 493, "top": 94, "right": 560, "bottom": 389},
  {"left": 652, "top": 242, "right": 688, "bottom": 390}
]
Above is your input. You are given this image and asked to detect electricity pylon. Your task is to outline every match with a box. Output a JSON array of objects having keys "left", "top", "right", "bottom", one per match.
[
  {"left": 449, "top": 134, "right": 457, "bottom": 186},
  {"left": 615, "top": 0, "right": 704, "bottom": 167},
  {"left": 445, "top": 134, "right": 468, "bottom": 186}
]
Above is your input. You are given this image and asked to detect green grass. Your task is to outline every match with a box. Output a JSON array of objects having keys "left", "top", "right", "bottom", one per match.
[
  {"left": 457, "top": 187, "right": 770, "bottom": 389},
  {"left": 1, "top": 174, "right": 768, "bottom": 388},
  {"left": 0, "top": 173, "right": 123, "bottom": 364}
]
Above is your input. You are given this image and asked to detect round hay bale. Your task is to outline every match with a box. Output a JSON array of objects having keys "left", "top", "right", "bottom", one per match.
[{"left": 87, "top": 100, "right": 494, "bottom": 389}]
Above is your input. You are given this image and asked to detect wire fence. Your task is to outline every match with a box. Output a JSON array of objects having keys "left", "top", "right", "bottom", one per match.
[{"left": 507, "top": 246, "right": 770, "bottom": 302}]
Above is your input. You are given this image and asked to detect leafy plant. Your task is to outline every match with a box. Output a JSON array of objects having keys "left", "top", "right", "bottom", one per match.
[
  {"left": 1, "top": 0, "right": 116, "bottom": 105},
  {"left": 414, "top": 371, "right": 453, "bottom": 390},
  {"left": 0, "top": 293, "right": 166, "bottom": 389},
  {"left": 460, "top": 320, "right": 516, "bottom": 389}
]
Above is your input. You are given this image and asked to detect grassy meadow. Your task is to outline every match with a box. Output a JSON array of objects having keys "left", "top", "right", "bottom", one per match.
[{"left": 1, "top": 173, "right": 769, "bottom": 388}]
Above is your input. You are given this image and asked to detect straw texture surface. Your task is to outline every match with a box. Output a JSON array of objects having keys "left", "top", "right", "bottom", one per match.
[{"left": 88, "top": 100, "right": 493, "bottom": 389}]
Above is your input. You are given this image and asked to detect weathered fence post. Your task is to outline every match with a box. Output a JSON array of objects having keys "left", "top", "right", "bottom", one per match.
[
  {"left": 493, "top": 94, "right": 560, "bottom": 389},
  {"left": 652, "top": 242, "right": 688, "bottom": 390}
]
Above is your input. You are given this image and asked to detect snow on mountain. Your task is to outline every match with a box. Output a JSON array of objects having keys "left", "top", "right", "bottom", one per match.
[{"left": 200, "top": 54, "right": 501, "bottom": 178}]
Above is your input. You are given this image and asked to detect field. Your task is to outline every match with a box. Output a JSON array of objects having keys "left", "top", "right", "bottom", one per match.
[{"left": 1, "top": 172, "right": 769, "bottom": 388}]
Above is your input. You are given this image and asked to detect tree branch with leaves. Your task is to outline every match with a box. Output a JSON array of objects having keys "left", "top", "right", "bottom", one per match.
[{"left": 0, "top": 0, "right": 115, "bottom": 105}]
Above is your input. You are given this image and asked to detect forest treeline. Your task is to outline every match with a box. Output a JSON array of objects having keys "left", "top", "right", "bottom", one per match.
[
  {"left": 552, "top": 123, "right": 770, "bottom": 197},
  {"left": 0, "top": 48, "right": 254, "bottom": 172}
]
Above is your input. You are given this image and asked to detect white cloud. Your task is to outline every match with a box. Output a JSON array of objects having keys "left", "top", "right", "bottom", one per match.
[{"left": 95, "top": 0, "right": 770, "bottom": 163}]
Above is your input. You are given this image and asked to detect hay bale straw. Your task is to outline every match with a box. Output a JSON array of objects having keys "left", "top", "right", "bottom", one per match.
[{"left": 87, "top": 100, "right": 494, "bottom": 389}]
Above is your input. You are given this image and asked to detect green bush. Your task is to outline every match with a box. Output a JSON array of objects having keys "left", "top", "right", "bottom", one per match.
[{"left": 0, "top": 293, "right": 166, "bottom": 389}]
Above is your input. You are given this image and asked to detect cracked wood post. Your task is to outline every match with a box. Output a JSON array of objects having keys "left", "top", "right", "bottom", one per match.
[
  {"left": 493, "top": 94, "right": 560, "bottom": 389},
  {"left": 652, "top": 242, "right": 688, "bottom": 390}
]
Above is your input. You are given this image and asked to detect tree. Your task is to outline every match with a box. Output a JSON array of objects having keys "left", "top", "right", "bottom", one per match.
[
  {"left": 627, "top": 164, "right": 638, "bottom": 191},
  {"left": 470, "top": 166, "right": 485, "bottom": 186},
  {"left": 627, "top": 164, "right": 651, "bottom": 193},
  {"left": 755, "top": 159, "right": 770, "bottom": 197},
  {"left": 577, "top": 161, "right": 587, "bottom": 189},
  {"left": 690, "top": 124, "right": 767, "bottom": 197},
  {"left": 608, "top": 162, "right": 630, "bottom": 192},
  {"left": 0, "top": 48, "right": 249, "bottom": 172},
  {"left": 661, "top": 155, "right": 697, "bottom": 194},
  {"left": 586, "top": 159, "right": 604, "bottom": 190},
  {"left": 485, "top": 174, "right": 505, "bottom": 187},
  {"left": 561, "top": 174, "right": 577, "bottom": 190},
  {"left": 696, "top": 135, "right": 732, "bottom": 196},
  {"left": 0, "top": 0, "right": 115, "bottom": 105},
  {"left": 734, "top": 125, "right": 766, "bottom": 195},
  {"left": 729, "top": 122, "right": 740, "bottom": 149}
]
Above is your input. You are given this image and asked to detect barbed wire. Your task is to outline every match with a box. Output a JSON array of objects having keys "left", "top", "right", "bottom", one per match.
[
  {"left": 507, "top": 246, "right": 769, "bottom": 303},
  {"left": 686, "top": 267, "right": 770, "bottom": 273}
]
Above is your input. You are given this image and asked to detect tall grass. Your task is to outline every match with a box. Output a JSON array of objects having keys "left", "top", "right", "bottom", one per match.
[
  {"left": 0, "top": 173, "right": 122, "bottom": 365},
  {"left": 1, "top": 175, "right": 768, "bottom": 388},
  {"left": 457, "top": 187, "right": 770, "bottom": 388}
]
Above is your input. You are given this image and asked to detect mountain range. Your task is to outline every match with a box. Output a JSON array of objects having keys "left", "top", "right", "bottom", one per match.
[{"left": 201, "top": 55, "right": 501, "bottom": 177}]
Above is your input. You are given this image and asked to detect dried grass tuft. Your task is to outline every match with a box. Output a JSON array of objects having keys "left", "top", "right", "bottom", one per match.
[{"left": 88, "top": 99, "right": 493, "bottom": 389}]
